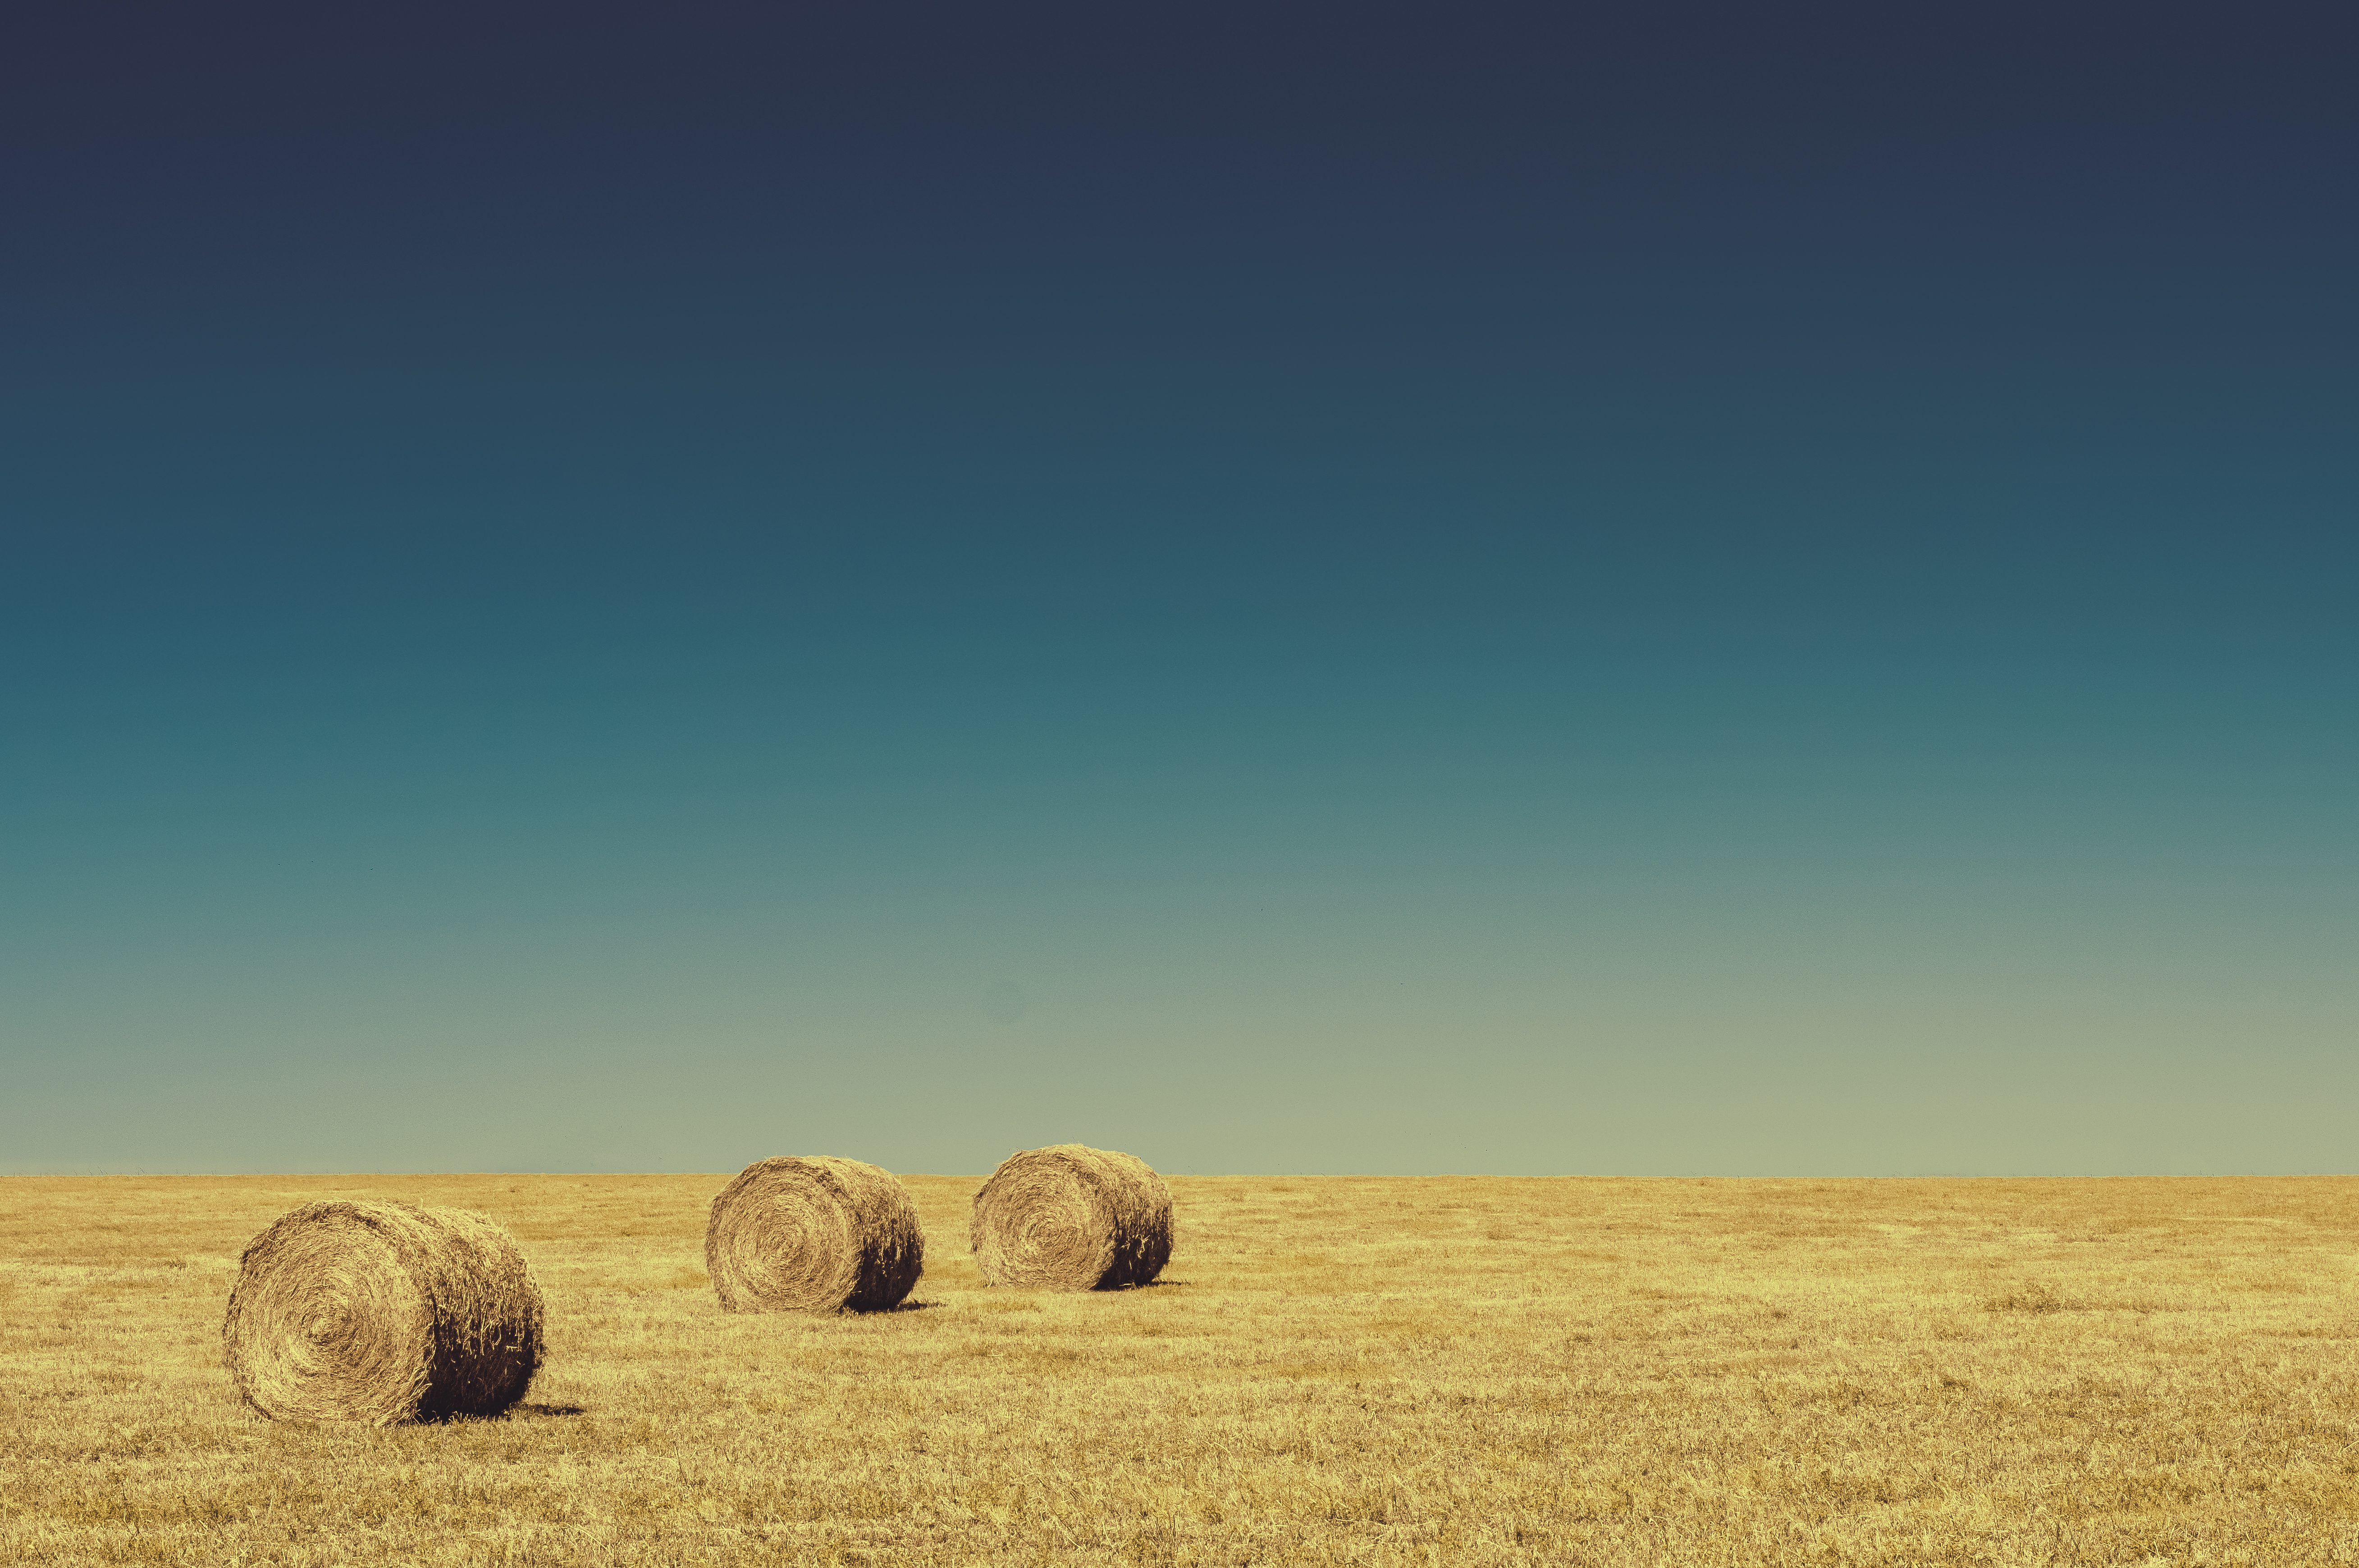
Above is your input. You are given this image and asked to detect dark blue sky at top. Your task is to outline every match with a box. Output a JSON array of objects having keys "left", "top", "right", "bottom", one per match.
[{"left": 4, "top": 2, "right": 2354, "bottom": 1176}]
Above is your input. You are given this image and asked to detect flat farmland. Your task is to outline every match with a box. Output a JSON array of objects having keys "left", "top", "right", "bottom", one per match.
[{"left": 4, "top": 1173, "right": 2357, "bottom": 1566}]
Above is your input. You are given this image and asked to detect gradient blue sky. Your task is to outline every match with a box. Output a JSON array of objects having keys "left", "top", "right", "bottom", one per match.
[{"left": 5, "top": 2, "right": 2354, "bottom": 1176}]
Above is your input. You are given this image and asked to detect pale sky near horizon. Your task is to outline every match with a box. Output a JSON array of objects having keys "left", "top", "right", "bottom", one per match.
[{"left": 5, "top": 2, "right": 2354, "bottom": 1178}]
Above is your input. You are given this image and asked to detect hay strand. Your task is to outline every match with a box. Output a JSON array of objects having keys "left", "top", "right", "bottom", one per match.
[
  {"left": 969, "top": 1144, "right": 1173, "bottom": 1290},
  {"left": 705, "top": 1156, "right": 924, "bottom": 1313},
  {"left": 222, "top": 1201, "right": 544, "bottom": 1424}
]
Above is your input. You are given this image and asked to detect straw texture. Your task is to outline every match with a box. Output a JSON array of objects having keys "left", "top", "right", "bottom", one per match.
[
  {"left": 969, "top": 1144, "right": 1173, "bottom": 1290},
  {"left": 222, "top": 1201, "right": 544, "bottom": 1425},
  {"left": 705, "top": 1156, "right": 925, "bottom": 1313}
]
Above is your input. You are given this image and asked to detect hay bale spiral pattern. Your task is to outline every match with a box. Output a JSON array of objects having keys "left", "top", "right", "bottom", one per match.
[
  {"left": 705, "top": 1156, "right": 924, "bottom": 1313},
  {"left": 969, "top": 1144, "right": 1173, "bottom": 1290},
  {"left": 222, "top": 1201, "right": 544, "bottom": 1425}
]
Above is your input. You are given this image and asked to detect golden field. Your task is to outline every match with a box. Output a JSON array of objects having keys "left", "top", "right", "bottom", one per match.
[{"left": 3, "top": 1173, "right": 2357, "bottom": 1566}]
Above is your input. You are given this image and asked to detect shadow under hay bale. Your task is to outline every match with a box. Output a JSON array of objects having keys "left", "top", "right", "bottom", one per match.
[
  {"left": 705, "top": 1156, "right": 924, "bottom": 1313},
  {"left": 970, "top": 1144, "right": 1173, "bottom": 1290},
  {"left": 223, "top": 1201, "right": 543, "bottom": 1425}
]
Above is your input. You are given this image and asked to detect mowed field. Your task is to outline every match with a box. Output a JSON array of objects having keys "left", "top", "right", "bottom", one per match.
[{"left": 4, "top": 1174, "right": 2358, "bottom": 1566}]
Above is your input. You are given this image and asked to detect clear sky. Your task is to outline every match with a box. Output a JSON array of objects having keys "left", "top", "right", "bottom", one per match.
[{"left": 4, "top": 2, "right": 2354, "bottom": 1176}]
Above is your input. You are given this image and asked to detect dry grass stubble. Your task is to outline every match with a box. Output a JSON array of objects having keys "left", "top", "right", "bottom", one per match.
[{"left": 4, "top": 1174, "right": 2358, "bottom": 1564}]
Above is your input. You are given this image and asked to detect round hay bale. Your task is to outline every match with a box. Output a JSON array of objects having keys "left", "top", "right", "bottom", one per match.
[
  {"left": 704, "top": 1156, "right": 924, "bottom": 1313},
  {"left": 222, "top": 1201, "right": 543, "bottom": 1425},
  {"left": 969, "top": 1144, "right": 1172, "bottom": 1290}
]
